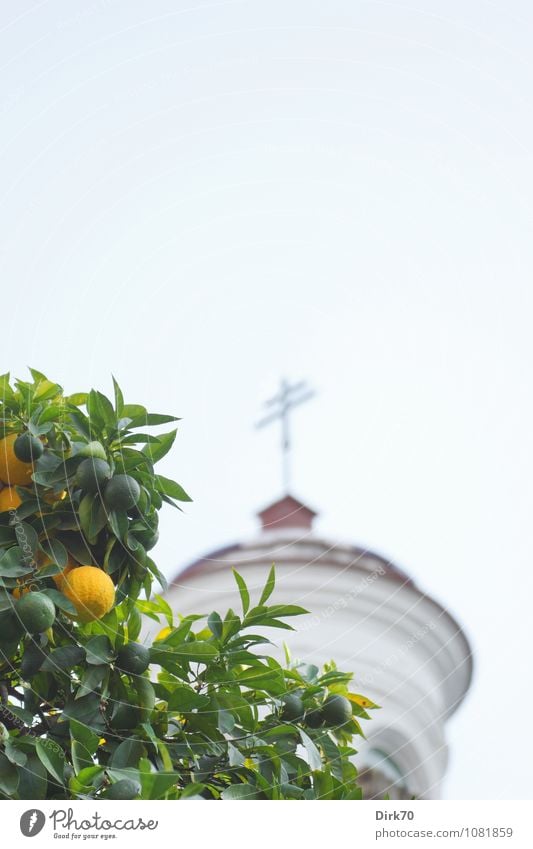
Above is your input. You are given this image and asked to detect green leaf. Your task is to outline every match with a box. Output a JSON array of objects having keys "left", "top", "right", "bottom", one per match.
[
  {"left": 76, "top": 664, "right": 108, "bottom": 699},
  {"left": 4, "top": 737, "right": 27, "bottom": 766},
  {"left": 39, "top": 537, "right": 68, "bottom": 569},
  {"left": 13, "top": 522, "right": 39, "bottom": 557},
  {"left": 154, "top": 474, "right": 192, "bottom": 501},
  {"left": 236, "top": 666, "right": 286, "bottom": 695},
  {"left": 135, "top": 677, "right": 155, "bottom": 723},
  {"left": 166, "top": 686, "right": 210, "bottom": 713},
  {"left": 107, "top": 509, "right": 129, "bottom": 541},
  {"left": 0, "top": 546, "right": 29, "bottom": 577},
  {"left": 41, "top": 588, "right": 77, "bottom": 616},
  {"left": 221, "top": 783, "right": 259, "bottom": 800},
  {"left": 79, "top": 493, "right": 107, "bottom": 544},
  {"left": 34, "top": 379, "right": 62, "bottom": 402},
  {"left": 63, "top": 693, "right": 106, "bottom": 732},
  {"left": 263, "top": 604, "right": 309, "bottom": 618},
  {"left": 167, "top": 641, "right": 218, "bottom": 663},
  {"left": 153, "top": 594, "right": 173, "bottom": 627},
  {"left": 130, "top": 413, "right": 179, "bottom": 427},
  {"left": 121, "top": 404, "right": 147, "bottom": 420},
  {"left": 85, "top": 635, "right": 114, "bottom": 665},
  {"left": 207, "top": 611, "right": 223, "bottom": 639},
  {"left": 0, "top": 752, "right": 19, "bottom": 796},
  {"left": 179, "top": 782, "right": 205, "bottom": 799},
  {"left": 112, "top": 376, "right": 124, "bottom": 416},
  {"left": 70, "top": 719, "right": 101, "bottom": 772},
  {"left": 127, "top": 605, "right": 142, "bottom": 642},
  {"left": 217, "top": 709, "right": 235, "bottom": 734},
  {"left": 111, "top": 738, "right": 144, "bottom": 769},
  {"left": 232, "top": 569, "right": 250, "bottom": 615},
  {"left": 35, "top": 561, "right": 62, "bottom": 579},
  {"left": 96, "top": 392, "right": 116, "bottom": 427},
  {"left": 222, "top": 608, "right": 241, "bottom": 641},
  {"left": 142, "top": 430, "right": 177, "bottom": 464},
  {"left": 36, "top": 738, "right": 65, "bottom": 785},
  {"left": 17, "top": 753, "right": 47, "bottom": 799},
  {"left": 299, "top": 729, "right": 322, "bottom": 771},
  {"left": 65, "top": 393, "right": 88, "bottom": 406},
  {"left": 140, "top": 770, "right": 179, "bottom": 800},
  {"left": 20, "top": 640, "right": 48, "bottom": 678},
  {"left": 41, "top": 645, "right": 86, "bottom": 672},
  {"left": 0, "top": 589, "right": 14, "bottom": 611},
  {"left": 259, "top": 564, "right": 276, "bottom": 605}
]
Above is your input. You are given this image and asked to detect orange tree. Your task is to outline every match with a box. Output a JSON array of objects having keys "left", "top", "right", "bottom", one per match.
[{"left": 0, "top": 370, "right": 378, "bottom": 800}]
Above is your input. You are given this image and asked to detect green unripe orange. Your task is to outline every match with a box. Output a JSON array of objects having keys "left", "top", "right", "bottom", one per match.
[
  {"left": 304, "top": 706, "right": 324, "bottom": 728},
  {"left": 75, "top": 458, "right": 112, "bottom": 493},
  {"left": 280, "top": 693, "right": 305, "bottom": 722},
  {"left": 14, "top": 432, "right": 43, "bottom": 462},
  {"left": 104, "top": 474, "right": 141, "bottom": 511},
  {"left": 322, "top": 695, "right": 352, "bottom": 727},
  {"left": 16, "top": 593, "right": 55, "bottom": 634},
  {"left": 116, "top": 642, "right": 150, "bottom": 676}
]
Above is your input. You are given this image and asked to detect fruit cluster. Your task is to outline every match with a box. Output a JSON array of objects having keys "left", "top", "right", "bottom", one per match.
[{"left": 0, "top": 370, "right": 189, "bottom": 650}]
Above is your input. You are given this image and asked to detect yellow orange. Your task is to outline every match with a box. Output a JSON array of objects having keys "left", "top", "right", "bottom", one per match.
[
  {"left": 52, "top": 555, "right": 79, "bottom": 591},
  {"left": 62, "top": 566, "right": 115, "bottom": 623},
  {"left": 44, "top": 489, "right": 67, "bottom": 504},
  {"left": 0, "top": 433, "right": 34, "bottom": 486},
  {"left": 0, "top": 485, "right": 23, "bottom": 512},
  {"left": 13, "top": 584, "right": 30, "bottom": 599}
]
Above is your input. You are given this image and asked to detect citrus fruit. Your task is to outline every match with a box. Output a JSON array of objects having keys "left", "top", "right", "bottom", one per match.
[
  {"left": 14, "top": 432, "right": 44, "bottom": 463},
  {"left": 135, "top": 527, "right": 159, "bottom": 551},
  {"left": 322, "top": 695, "right": 352, "bottom": 727},
  {"left": 155, "top": 626, "right": 172, "bottom": 641},
  {"left": 0, "top": 433, "right": 34, "bottom": 486},
  {"left": 101, "top": 778, "right": 141, "bottom": 800},
  {"left": 0, "top": 485, "right": 23, "bottom": 512},
  {"left": 16, "top": 592, "right": 56, "bottom": 633},
  {"left": 62, "top": 566, "right": 115, "bottom": 622},
  {"left": 280, "top": 693, "right": 305, "bottom": 721},
  {"left": 78, "top": 441, "right": 108, "bottom": 461},
  {"left": 304, "top": 706, "right": 324, "bottom": 728},
  {"left": 116, "top": 642, "right": 150, "bottom": 675},
  {"left": 43, "top": 489, "right": 67, "bottom": 504},
  {"left": 103, "top": 474, "right": 141, "bottom": 511},
  {"left": 12, "top": 580, "right": 31, "bottom": 599},
  {"left": 51, "top": 555, "right": 79, "bottom": 591},
  {"left": 74, "top": 458, "right": 112, "bottom": 493}
]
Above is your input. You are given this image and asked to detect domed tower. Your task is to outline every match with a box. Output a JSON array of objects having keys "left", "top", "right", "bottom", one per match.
[{"left": 161, "top": 493, "right": 473, "bottom": 799}]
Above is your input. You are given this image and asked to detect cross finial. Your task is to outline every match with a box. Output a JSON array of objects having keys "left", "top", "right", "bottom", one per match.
[{"left": 256, "top": 378, "right": 315, "bottom": 493}]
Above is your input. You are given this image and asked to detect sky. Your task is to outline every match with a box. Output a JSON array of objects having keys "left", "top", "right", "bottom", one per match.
[{"left": 1, "top": 0, "right": 532, "bottom": 799}]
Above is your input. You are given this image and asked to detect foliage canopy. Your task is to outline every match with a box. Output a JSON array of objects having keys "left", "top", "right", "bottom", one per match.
[{"left": 0, "top": 371, "right": 377, "bottom": 800}]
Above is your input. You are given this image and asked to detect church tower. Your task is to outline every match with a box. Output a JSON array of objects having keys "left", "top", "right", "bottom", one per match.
[
  {"left": 159, "top": 379, "right": 473, "bottom": 798},
  {"left": 161, "top": 493, "right": 473, "bottom": 799}
]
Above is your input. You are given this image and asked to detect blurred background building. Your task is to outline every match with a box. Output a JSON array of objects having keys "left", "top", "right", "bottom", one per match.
[
  {"left": 156, "top": 380, "right": 473, "bottom": 799},
  {"left": 159, "top": 492, "right": 472, "bottom": 799}
]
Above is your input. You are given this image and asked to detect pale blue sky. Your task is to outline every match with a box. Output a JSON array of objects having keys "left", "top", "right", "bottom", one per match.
[{"left": 1, "top": 0, "right": 532, "bottom": 799}]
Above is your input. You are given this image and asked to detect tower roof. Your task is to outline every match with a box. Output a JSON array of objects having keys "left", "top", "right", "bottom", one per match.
[{"left": 257, "top": 494, "right": 317, "bottom": 532}]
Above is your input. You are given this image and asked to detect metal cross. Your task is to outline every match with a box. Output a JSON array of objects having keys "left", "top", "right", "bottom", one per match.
[{"left": 256, "top": 378, "right": 315, "bottom": 493}]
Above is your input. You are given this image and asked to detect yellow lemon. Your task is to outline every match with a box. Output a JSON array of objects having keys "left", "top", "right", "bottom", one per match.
[{"left": 62, "top": 566, "right": 115, "bottom": 623}]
